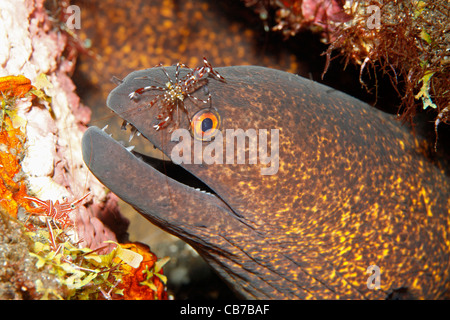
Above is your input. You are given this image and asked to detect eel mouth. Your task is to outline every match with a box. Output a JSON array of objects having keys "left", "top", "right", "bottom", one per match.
[
  {"left": 115, "top": 122, "right": 252, "bottom": 224},
  {"left": 112, "top": 122, "right": 218, "bottom": 197},
  {"left": 130, "top": 146, "right": 216, "bottom": 195}
]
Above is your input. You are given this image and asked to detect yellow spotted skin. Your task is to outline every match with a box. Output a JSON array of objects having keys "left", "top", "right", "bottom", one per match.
[{"left": 82, "top": 66, "right": 450, "bottom": 299}]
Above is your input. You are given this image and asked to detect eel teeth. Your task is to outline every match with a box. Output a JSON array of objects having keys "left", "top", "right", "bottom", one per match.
[
  {"left": 121, "top": 120, "right": 129, "bottom": 131},
  {"left": 125, "top": 145, "right": 135, "bottom": 152},
  {"left": 101, "top": 124, "right": 109, "bottom": 132},
  {"left": 193, "top": 187, "right": 211, "bottom": 195},
  {"left": 128, "top": 126, "right": 138, "bottom": 142},
  {"left": 122, "top": 121, "right": 142, "bottom": 142}
]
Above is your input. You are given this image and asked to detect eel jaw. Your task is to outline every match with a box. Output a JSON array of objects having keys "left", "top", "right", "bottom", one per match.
[{"left": 81, "top": 126, "right": 236, "bottom": 234}]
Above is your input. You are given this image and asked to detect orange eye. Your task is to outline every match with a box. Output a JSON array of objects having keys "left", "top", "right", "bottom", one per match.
[{"left": 190, "top": 108, "right": 221, "bottom": 141}]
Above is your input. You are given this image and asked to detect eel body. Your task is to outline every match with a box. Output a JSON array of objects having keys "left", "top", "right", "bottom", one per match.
[{"left": 82, "top": 66, "right": 450, "bottom": 299}]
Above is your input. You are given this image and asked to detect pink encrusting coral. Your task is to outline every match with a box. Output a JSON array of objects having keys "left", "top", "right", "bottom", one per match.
[
  {"left": 244, "top": 0, "right": 351, "bottom": 38},
  {"left": 0, "top": 0, "right": 129, "bottom": 268}
]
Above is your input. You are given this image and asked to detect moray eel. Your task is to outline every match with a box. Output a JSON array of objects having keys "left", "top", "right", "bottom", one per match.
[{"left": 82, "top": 66, "right": 450, "bottom": 299}]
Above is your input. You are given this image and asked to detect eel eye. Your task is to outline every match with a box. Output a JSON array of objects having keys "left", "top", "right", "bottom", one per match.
[{"left": 190, "top": 108, "right": 221, "bottom": 141}]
